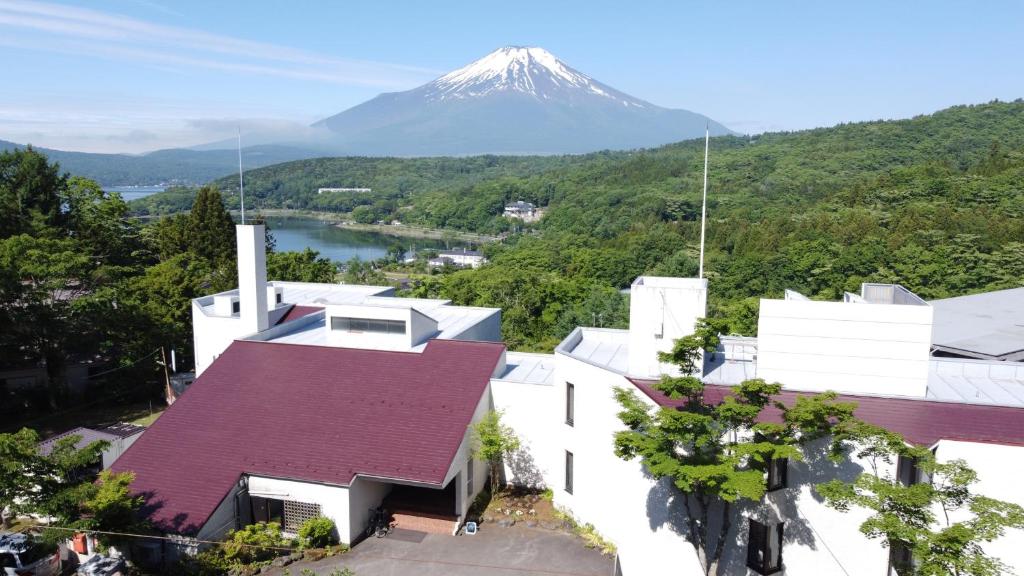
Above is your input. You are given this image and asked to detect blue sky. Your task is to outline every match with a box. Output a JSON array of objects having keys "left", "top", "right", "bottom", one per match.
[{"left": 1, "top": 0, "right": 1022, "bottom": 153}]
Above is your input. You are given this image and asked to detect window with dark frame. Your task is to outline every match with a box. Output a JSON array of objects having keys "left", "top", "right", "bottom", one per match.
[
  {"left": 897, "top": 455, "right": 921, "bottom": 487},
  {"left": 466, "top": 458, "right": 474, "bottom": 498},
  {"left": 275, "top": 292, "right": 283, "bottom": 304},
  {"left": 889, "top": 540, "right": 914, "bottom": 575},
  {"left": 566, "top": 383, "right": 575, "bottom": 426},
  {"left": 746, "top": 519, "right": 784, "bottom": 575},
  {"left": 766, "top": 457, "right": 788, "bottom": 491},
  {"left": 565, "top": 450, "right": 574, "bottom": 494},
  {"left": 231, "top": 300, "right": 240, "bottom": 315},
  {"left": 330, "top": 316, "right": 407, "bottom": 335}
]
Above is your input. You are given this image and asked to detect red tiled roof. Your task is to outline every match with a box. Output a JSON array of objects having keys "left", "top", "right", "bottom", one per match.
[
  {"left": 112, "top": 339, "right": 505, "bottom": 535},
  {"left": 274, "top": 304, "right": 322, "bottom": 325},
  {"left": 629, "top": 379, "right": 1024, "bottom": 447}
]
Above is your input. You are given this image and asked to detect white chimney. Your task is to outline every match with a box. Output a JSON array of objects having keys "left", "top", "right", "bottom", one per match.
[
  {"left": 627, "top": 276, "right": 708, "bottom": 378},
  {"left": 236, "top": 224, "right": 269, "bottom": 334}
]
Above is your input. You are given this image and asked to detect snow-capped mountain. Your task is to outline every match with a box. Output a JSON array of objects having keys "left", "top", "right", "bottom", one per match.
[
  {"left": 423, "top": 46, "right": 643, "bottom": 106},
  {"left": 313, "top": 46, "right": 733, "bottom": 155}
]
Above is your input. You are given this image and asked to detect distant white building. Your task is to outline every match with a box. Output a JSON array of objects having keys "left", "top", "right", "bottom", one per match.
[
  {"left": 504, "top": 200, "right": 541, "bottom": 222},
  {"left": 317, "top": 187, "right": 372, "bottom": 194},
  {"left": 428, "top": 249, "right": 487, "bottom": 269}
]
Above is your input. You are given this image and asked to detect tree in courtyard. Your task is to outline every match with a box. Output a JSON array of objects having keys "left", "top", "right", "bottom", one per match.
[
  {"left": 613, "top": 319, "right": 860, "bottom": 575},
  {"left": 0, "top": 428, "right": 43, "bottom": 527},
  {"left": 817, "top": 444, "right": 1024, "bottom": 576},
  {"left": 471, "top": 410, "right": 521, "bottom": 494}
]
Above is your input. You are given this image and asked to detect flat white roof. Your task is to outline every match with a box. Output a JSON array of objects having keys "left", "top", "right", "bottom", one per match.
[
  {"left": 632, "top": 276, "right": 707, "bottom": 289},
  {"left": 196, "top": 281, "right": 393, "bottom": 317},
  {"left": 927, "top": 357, "right": 1024, "bottom": 406},
  {"left": 495, "top": 352, "right": 556, "bottom": 385},
  {"left": 259, "top": 304, "right": 499, "bottom": 351},
  {"left": 557, "top": 327, "right": 630, "bottom": 374}
]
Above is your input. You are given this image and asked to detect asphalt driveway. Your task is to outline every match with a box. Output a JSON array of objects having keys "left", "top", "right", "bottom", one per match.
[{"left": 264, "top": 525, "right": 616, "bottom": 576}]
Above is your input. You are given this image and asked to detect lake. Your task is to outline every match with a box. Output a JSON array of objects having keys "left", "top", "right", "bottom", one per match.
[
  {"left": 104, "top": 185, "right": 167, "bottom": 201},
  {"left": 264, "top": 216, "right": 446, "bottom": 263},
  {"left": 104, "top": 185, "right": 438, "bottom": 262}
]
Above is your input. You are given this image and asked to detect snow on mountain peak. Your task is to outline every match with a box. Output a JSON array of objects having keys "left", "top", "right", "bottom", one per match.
[{"left": 426, "top": 46, "right": 643, "bottom": 106}]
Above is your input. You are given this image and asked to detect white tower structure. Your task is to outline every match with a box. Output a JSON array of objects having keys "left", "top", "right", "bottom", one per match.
[{"left": 627, "top": 276, "right": 708, "bottom": 378}]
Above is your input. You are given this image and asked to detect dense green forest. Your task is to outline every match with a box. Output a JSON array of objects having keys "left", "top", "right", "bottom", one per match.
[
  {"left": 131, "top": 100, "right": 1024, "bottom": 348},
  {"left": 0, "top": 150, "right": 336, "bottom": 425}
]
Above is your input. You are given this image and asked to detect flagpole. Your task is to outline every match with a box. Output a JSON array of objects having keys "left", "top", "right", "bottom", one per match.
[
  {"left": 698, "top": 124, "right": 709, "bottom": 279},
  {"left": 238, "top": 127, "right": 246, "bottom": 225}
]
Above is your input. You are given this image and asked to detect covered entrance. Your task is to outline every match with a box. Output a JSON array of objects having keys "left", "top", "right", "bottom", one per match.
[{"left": 383, "top": 481, "right": 459, "bottom": 535}]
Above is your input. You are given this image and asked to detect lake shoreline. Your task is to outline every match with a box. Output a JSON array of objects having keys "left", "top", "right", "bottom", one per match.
[{"left": 254, "top": 209, "right": 501, "bottom": 243}]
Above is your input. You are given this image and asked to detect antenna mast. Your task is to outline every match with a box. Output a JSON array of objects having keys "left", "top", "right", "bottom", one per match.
[
  {"left": 698, "top": 124, "right": 709, "bottom": 279},
  {"left": 236, "top": 126, "right": 244, "bottom": 223}
]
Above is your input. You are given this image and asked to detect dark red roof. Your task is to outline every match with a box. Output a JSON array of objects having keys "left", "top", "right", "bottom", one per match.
[
  {"left": 112, "top": 339, "right": 504, "bottom": 535},
  {"left": 275, "top": 304, "right": 322, "bottom": 325},
  {"left": 630, "top": 379, "right": 1024, "bottom": 448}
]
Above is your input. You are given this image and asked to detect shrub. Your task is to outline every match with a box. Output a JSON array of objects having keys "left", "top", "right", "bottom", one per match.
[
  {"left": 298, "top": 516, "right": 338, "bottom": 549},
  {"left": 221, "top": 521, "right": 289, "bottom": 565}
]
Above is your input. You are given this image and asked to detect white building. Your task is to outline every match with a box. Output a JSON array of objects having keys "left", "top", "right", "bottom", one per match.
[
  {"left": 113, "top": 229, "right": 1024, "bottom": 575},
  {"left": 317, "top": 188, "right": 372, "bottom": 194},
  {"left": 428, "top": 248, "right": 487, "bottom": 269},
  {"left": 504, "top": 201, "right": 541, "bottom": 222}
]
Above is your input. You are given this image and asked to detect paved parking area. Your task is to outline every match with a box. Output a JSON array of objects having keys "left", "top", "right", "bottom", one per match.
[{"left": 265, "top": 525, "right": 616, "bottom": 576}]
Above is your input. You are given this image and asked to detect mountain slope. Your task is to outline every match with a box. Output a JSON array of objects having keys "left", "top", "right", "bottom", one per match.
[
  {"left": 0, "top": 140, "right": 324, "bottom": 186},
  {"left": 313, "top": 46, "right": 732, "bottom": 155}
]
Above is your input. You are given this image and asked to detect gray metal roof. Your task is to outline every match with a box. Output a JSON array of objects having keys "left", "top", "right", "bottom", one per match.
[
  {"left": 926, "top": 357, "right": 1024, "bottom": 406},
  {"left": 929, "top": 287, "right": 1024, "bottom": 359},
  {"left": 37, "top": 427, "right": 119, "bottom": 456}
]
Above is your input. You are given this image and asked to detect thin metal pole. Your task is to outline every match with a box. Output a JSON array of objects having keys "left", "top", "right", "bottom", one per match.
[
  {"left": 698, "top": 124, "right": 709, "bottom": 279},
  {"left": 238, "top": 126, "right": 245, "bottom": 224}
]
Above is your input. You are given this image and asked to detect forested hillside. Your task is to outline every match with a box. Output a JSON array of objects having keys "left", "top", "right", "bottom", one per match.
[{"left": 139, "top": 101, "right": 1024, "bottom": 348}]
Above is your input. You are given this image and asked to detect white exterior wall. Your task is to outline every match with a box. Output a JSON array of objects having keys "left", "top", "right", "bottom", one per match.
[
  {"left": 491, "top": 378, "right": 558, "bottom": 488},
  {"left": 196, "top": 484, "right": 242, "bottom": 542},
  {"left": 192, "top": 303, "right": 251, "bottom": 376},
  {"left": 346, "top": 477, "right": 392, "bottom": 543},
  {"left": 552, "top": 351, "right": 705, "bottom": 576},
  {"left": 933, "top": 440, "right": 1024, "bottom": 575},
  {"left": 246, "top": 475, "right": 352, "bottom": 541},
  {"left": 757, "top": 298, "right": 933, "bottom": 397},
  {"left": 443, "top": 386, "right": 493, "bottom": 524},
  {"left": 324, "top": 304, "right": 437, "bottom": 351},
  {"left": 627, "top": 277, "right": 708, "bottom": 378}
]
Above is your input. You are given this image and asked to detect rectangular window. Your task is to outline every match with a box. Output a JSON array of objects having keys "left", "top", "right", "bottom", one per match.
[
  {"left": 747, "top": 519, "right": 784, "bottom": 575},
  {"left": 766, "top": 457, "right": 788, "bottom": 491},
  {"left": 565, "top": 383, "right": 575, "bottom": 426},
  {"left": 890, "top": 541, "right": 914, "bottom": 575},
  {"left": 565, "top": 451, "right": 574, "bottom": 494},
  {"left": 330, "top": 317, "right": 406, "bottom": 335},
  {"left": 275, "top": 293, "right": 282, "bottom": 304},
  {"left": 231, "top": 301, "right": 240, "bottom": 315},
  {"left": 897, "top": 455, "right": 921, "bottom": 487},
  {"left": 466, "top": 458, "right": 474, "bottom": 498}
]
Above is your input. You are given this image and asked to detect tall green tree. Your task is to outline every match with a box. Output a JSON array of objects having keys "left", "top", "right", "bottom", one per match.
[
  {"left": 613, "top": 321, "right": 859, "bottom": 575},
  {"left": 187, "top": 186, "right": 235, "bottom": 267},
  {"left": 0, "top": 147, "right": 65, "bottom": 237},
  {"left": 818, "top": 448, "right": 1024, "bottom": 576}
]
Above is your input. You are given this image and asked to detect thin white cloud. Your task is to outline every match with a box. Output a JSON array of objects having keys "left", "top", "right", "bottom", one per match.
[{"left": 0, "top": 0, "right": 442, "bottom": 88}]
